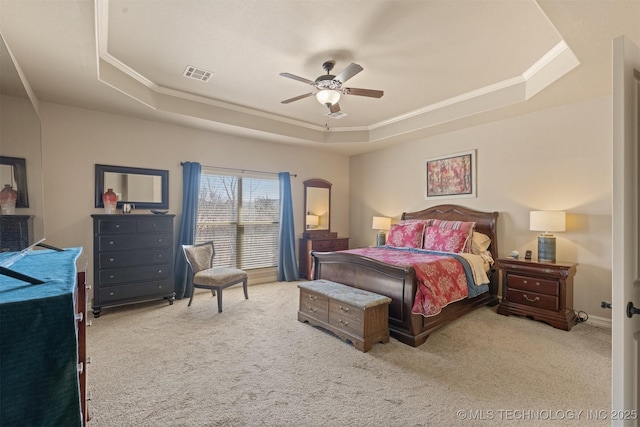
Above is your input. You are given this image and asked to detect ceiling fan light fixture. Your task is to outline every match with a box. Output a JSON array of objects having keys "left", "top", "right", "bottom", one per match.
[{"left": 315, "top": 89, "right": 340, "bottom": 106}]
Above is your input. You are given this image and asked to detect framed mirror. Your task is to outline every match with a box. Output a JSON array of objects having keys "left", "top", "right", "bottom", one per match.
[
  {"left": 0, "top": 156, "right": 29, "bottom": 207},
  {"left": 303, "top": 178, "right": 331, "bottom": 235},
  {"left": 95, "top": 164, "right": 169, "bottom": 210}
]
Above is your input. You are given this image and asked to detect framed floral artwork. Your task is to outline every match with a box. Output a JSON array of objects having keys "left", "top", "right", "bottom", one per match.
[{"left": 425, "top": 149, "right": 476, "bottom": 199}]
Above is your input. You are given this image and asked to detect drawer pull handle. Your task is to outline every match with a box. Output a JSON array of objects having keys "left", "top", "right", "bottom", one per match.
[
  {"left": 115, "top": 224, "right": 120, "bottom": 228},
  {"left": 523, "top": 294, "right": 540, "bottom": 302},
  {"left": 78, "top": 362, "right": 84, "bottom": 374},
  {"left": 158, "top": 238, "right": 163, "bottom": 243},
  {"left": 523, "top": 280, "right": 528, "bottom": 284},
  {"left": 339, "top": 319, "right": 349, "bottom": 326},
  {"left": 109, "top": 240, "right": 114, "bottom": 245},
  {"left": 535, "top": 282, "right": 540, "bottom": 286},
  {"left": 157, "top": 269, "right": 163, "bottom": 274},
  {"left": 158, "top": 254, "right": 163, "bottom": 258},
  {"left": 109, "top": 274, "right": 115, "bottom": 279},
  {"left": 75, "top": 312, "right": 83, "bottom": 322},
  {"left": 308, "top": 295, "right": 317, "bottom": 301},
  {"left": 339, "top": 305, "right": 349, "bottom": 313},
  {"left": 109, "top": 291, "right": 115, "bottom": 296},
  {"left": 109, "top": 257, "right": 114, "bottom": 262},
  {"left": 306, "top": 305, "right": 317, "bottom": 313}
]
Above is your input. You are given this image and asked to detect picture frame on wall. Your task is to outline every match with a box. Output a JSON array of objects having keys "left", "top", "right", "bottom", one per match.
[{"left": 425, "top": 149, "right": 476, "bottom": 199}]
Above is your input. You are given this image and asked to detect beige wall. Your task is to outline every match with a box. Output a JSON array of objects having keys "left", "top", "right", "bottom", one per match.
[
  {"left": 38, "top": 102, "right": 350, "bottom": 285},
  {"left": 34, "top": 96, "right": 613, "bottom": 321},
  {"left": 349, "top": 96, "right": 612, "bottom": 321}
]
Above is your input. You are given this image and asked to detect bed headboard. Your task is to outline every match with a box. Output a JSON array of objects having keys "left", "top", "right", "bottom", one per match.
[{"left": 401, "top": 204, "right": 499, "bottom": 259}]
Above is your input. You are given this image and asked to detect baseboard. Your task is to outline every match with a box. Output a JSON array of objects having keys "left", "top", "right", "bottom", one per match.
[{"left": 580, "top": 314, "right": 612, "bottom": 330}]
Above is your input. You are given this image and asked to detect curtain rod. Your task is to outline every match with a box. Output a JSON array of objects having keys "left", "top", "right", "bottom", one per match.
[{"left": 181, "top": 162, "right": 297, "bottom": 178}]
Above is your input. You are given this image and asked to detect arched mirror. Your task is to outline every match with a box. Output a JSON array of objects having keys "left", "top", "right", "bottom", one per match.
[{"left": 303, "top": 179, "right": 331, "bottom": 236}]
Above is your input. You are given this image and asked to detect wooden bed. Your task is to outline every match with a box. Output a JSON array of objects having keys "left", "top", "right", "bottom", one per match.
[{"left": 310, "top": 204, "right": 499, "bottom": 347}]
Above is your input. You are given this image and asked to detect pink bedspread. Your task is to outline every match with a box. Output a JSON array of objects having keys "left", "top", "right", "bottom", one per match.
[{"left": 342, "top": 247, "right": 469, "bottom": 317}]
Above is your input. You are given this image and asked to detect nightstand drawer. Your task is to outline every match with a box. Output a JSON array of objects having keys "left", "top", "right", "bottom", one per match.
[
  {"left": 506, "top": 288, "right": 559, "bottom": 311},
  {"left": 506, "top": 274, "right": 558, "bottom": 296}
]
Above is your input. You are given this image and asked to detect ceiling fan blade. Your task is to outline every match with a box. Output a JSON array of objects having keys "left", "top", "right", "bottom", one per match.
[
  {"left": 334, "top": 63, "right": 363, "bottom": 83},
  {"left": 329, "top": 103, "right": 341, "bottom": 114},
  {"left": 281, "top": 93, "right": 314, "bottom": 104},
  {"left": 279, "top": 72, "right": 315, "bottom": 85},
  {"left": 342, "top": 87, "right": 384, "bottom": 98}
]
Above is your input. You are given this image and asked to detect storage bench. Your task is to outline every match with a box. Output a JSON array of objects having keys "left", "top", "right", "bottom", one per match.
[{"left": 297, "top": 279, "right": 391, "bottom": 352}]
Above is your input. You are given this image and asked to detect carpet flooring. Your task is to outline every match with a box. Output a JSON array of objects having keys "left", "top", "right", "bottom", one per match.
[{"left": 86, "top": 281, "right": 611, "bottom": 426}]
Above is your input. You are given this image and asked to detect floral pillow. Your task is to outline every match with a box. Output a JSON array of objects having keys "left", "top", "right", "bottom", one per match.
[
  {"left": 386, "top": 222, "right": 426, "bottom": 248},
  {"left": 422, "top": 226, "right": 469, "bottom": 253},
  {"left": 430, "top": 219, "right": 476, "bottom": 252}
]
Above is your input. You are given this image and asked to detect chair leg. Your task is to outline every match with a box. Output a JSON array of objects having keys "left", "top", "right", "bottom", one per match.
[
  {"left": 210, "top": 289, "right": 216, "bottom": 297},
  {"left": 216, "top": 288, "right": 223, "bottom": 313},
  {"left": 188, "top": 289, "right": 195, "bottom": 307},
  {"left": 243, "top": 278, "right": 248, "bottom": 300}
]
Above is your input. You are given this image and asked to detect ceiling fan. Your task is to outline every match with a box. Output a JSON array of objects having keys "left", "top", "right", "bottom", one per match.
[{"left": 279, "top": 60, "right": 384, "bottom": 118}]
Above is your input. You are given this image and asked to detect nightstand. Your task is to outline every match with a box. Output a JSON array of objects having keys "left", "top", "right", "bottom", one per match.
[{"left": 496, "top": 258, "right": 578, "bottom": 330}]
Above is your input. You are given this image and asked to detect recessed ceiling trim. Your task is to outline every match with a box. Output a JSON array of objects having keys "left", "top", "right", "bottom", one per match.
[{"left": 94, "top": 0, "right": 580, "bottom": 146}]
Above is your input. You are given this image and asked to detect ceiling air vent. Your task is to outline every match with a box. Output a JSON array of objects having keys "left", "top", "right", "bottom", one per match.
[{"left": 183, "top": 66, "right": 212, "bottom": 82}]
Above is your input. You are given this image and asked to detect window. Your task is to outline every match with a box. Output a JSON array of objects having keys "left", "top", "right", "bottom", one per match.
[{"left": 195, "top": 171, "right": 280, "bottom": 270}]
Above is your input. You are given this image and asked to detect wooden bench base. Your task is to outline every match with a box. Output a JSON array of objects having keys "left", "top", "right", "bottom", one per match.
[{"left": 297, "top": 279, "right": 391, "bottom": 352}]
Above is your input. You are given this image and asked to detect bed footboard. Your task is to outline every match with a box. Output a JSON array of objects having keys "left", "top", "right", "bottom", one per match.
[{"left": 311, "top": 251, "right": 423, "bottom": 346}]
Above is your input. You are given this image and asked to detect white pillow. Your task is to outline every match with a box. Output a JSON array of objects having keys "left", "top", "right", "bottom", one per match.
[{"left": 470, "top": 231, "right": 491, "bottom": 255}]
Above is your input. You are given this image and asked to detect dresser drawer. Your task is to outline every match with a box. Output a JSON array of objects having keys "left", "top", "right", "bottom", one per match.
[
  {"left": 506, "top": 288, "right": 559, "bottom": 311},
  {"left": 99, "top": 280, "right": 173, "bottom": 303},
  {"left": 137, "top": 218, "right": 173, "bottom": 233},
  {"left": 312, "top": 239, "right": 348, "bottom": 251},
  {"left": 98, "top": 234, "right": 171, "bottom": 251},
  {"left": 99, "top": 264, "right": 171, "bottom": 285},
  {"left": 97, "top": 219, "right": 136, "bottom": 234},
  {"left": 328, "top": 300, "right": 364, "bottom": 337},
  {"left": 299, "top": 289, "right": 329, "bottom": 322},
  {"left": 98, "top": 249, "right": 171, "bottom": 268},
  {"left": 506, "top": 274, "right": 558, "bottom": 296}
]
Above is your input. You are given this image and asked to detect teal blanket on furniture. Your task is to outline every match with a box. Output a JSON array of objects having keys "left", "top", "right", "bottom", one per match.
[{"left": 0, "top": 247, "right": 82, "bottom": 427}]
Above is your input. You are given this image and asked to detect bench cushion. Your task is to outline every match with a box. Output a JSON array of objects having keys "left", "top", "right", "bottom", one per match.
[{"left": 298, "top": 279, "right": 391, "bottom": 309}]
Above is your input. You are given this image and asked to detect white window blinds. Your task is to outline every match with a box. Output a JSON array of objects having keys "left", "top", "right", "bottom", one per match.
[{"left": 196, "top": 172, "right": 280, "bottom": 269}]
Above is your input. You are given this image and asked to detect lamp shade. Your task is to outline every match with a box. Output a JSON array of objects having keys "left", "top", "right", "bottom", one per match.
[
  {"left": 316, "top": 89, "right": 340, "bottom": 106},
  {"left": 306, "top": 214, "right": 319, "bottom": 227},
  {"left": 372, "top": 216, "right": 391, "bottom": 231},
  {"left": 530, "top": 211, "right": 566, "bottom": 233}
]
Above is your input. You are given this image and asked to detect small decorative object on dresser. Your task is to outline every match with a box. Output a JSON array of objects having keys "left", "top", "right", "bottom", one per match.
[
  {"left": 496, "top": 257, "right": 578, "bottom": 330},
  {"left": 0, "top": 184, "right": 18, "bottom": 215},
  {"left": 91, "top": 214, "right": 176, "bottom": 317},
  {"left": 102, "top": 188, "right": 117, "bottom": 214}
]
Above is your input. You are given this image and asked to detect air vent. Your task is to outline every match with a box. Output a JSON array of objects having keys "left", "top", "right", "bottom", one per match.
[
  {"left": 326, "top": 111, "right": 348, "bottom": 119},
  {"left": 183, "top": 66, "right": 212, "bottom": 82}
]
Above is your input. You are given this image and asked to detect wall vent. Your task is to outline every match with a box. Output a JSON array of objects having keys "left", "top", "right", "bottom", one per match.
[{"left": 183, "top": 66, "right": 212, "bottom": 82}]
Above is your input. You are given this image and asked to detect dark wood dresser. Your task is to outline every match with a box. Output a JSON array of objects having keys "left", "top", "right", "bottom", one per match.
[
  {"left": 299, "top": 232, "right": 349, "bottom": 279},
  {"left": 496, "top": 257, "right": 578, "bottom": 330},
  {"left": 91, "top": 214, "right": 175, "bottom": 317},
  {"left": 0, "top": 215, "right": 33, "bottom": 251}
]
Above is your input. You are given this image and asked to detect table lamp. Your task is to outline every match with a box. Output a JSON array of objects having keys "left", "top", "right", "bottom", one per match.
[
  {"left": 530, "top": 211, "right": 566, "bottom": 262},
  {"left": 372, "top": 216, "right": 391, "bottom": 246},
  {"left": 306, "top": 214, "right": 319, "bottom": 229}
]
